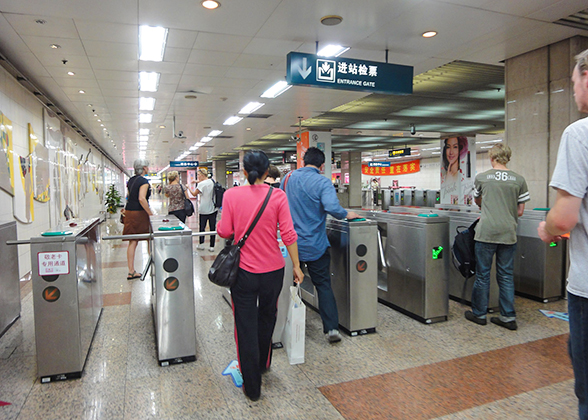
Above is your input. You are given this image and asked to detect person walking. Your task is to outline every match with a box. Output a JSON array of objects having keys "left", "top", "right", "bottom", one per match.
[
  {"left": 163, "top": 170, "right": 195, "bottom": 223},
  {"left": 192, "top": 168, "right": 217, "bottom": 251},
  {"left": 538, "top": 48, "right": 588, "bottom": 420},
  {"left": 281, "top": 147, "right": 360, "bottom": 343},
  {"left": 122, "top": 158, "right": 153, "bottom": 280},
  {"left": 217, "top": 150, "right": 304, "bottom": 401},
  {"left": 464, "top": 144, "right": 530, "bottom": 330}
]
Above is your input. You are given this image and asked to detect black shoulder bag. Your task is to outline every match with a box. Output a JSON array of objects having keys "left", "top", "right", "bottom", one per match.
[
  {"left": 179, "top": 183, "right": 195, "bottom": 217},
  {"left": 208, "top": 187, "right": 273, "bottom": 287}
]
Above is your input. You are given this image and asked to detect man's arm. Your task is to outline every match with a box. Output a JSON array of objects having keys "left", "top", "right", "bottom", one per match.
[
  {"left": 537, "top": 188, "right": 582, "bottom": 242},
  {"left": 517, "top": 203, "right": 525, "bottom": 217},
  {"left": 475, "top": 196, "right": 482, "bottom": 207}
]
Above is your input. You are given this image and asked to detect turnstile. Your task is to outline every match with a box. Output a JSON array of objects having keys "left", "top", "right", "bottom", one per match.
[
  {"left": 514, "top": 210, "right": 566, "bottom": 302},
  {"left": 360, "top": 210, "right": 449, "bottom": 324},
  {"left": 393, "top": 190, "right": 401, "bottom": 206},
  {"left": 103, "top": 215, "right": 210, "bottom": 366},
  {"left": 0, "top": 221, "right": 20, "bottom": 338},
  {"left": 400, "top": 189, "right": 413, "bottom": 206},
  {"left": 424, "top": 190, "right": 439, "bottom": 207},
  {"left": 413, "top": 189, "right": 426, "bottom": 206},
  {"left": 8, "top": 218, "right": 103, "bottom": 382},
  {"left": 381, "top": 189, "right": 391, "bottom": 211},
  {"left": 300, "top": 218, "right": 378, "bottom": 335},
  {"left": 221, "top": 240, "right": 293, "bottom": 347}
]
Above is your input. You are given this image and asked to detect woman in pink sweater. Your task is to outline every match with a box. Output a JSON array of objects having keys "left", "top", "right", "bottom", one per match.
[{"left": 217, "top": 150, "right": 304, "bottom": 402}]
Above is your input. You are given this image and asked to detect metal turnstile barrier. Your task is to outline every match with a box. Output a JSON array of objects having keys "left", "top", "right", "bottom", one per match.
[
  {"left": 413, "top": 189, "right": 425, "bottom": 206},
  {"left": 104, "top": 215, "right": 215, "bottom": 366},
  {"left": 381, "top": 189, "right": 391, "bottom": 211},
  {"left": 7, "top": 217, "right": 103, "bottom": 382},
  {"left": 300, "top": 218, "right": 378, "bottom": 336},
  {"left": 424, "top": 190, "right": 439, "bottom": 207},
  {"left": 0, "top": 220, "right": 20, "bottom": 338},
  {"left": 358, "top": 210, "right": 449, "bottom": 324},
  {"left": 514, "top": 210, "right": 566, "bottom": 302}
]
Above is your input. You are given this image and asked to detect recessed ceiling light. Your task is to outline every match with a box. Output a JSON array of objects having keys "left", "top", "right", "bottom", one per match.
[
  {"left": 100, "top": 124, "right": 104, "bottom": 127},
  {"left": 246, "top": 127, "right": 251, "bottom": 131},
  {"left": 223, "top": 116, "right": 243, "bottom": 126},
  {"left": 78, "top": 90, "right": 85, "bottom": 94},
  {"left": 320, "top": 15, "right": 343, "bottom": 26},
  {"left": 184, "top": 95, "right": 197, "bottom": 99},
  {"left": 67, "top": 71, "right": 75, "bottom": 76},
  {"left": 238, "top": 102, "right": 264, "bottom": 114},
  {"left": 208, "top": 130, "right": 223, "bottom": 137},
  {"left": 260, "top": 81, "right": 292, "bottom": 98},
  {"left": 50, "top": 44, "right": 61, "bottom": 49},
  {"left": 139, "top": 71, "right": 160, "bottom": 92},
  {"left": 201, "top": 137, "right": 213, "bottom": 143},
  {"left": 139, "top": 113, "right": 153, "bottom": 123},
  {"left": 317, "top": 45, "right": 350, "bottom": 57},
  {"left": 139, "top": 128, "right": 150, "bottom": 135},
  {"left": 422, "top": 31, "right": 437, "bottom": 38},
  {"left": 139, "top": 97, "right": 156, "bottom": 111},
  {"left": 201, "top": 0, "right": 220, "bottom": 10},
  {"left": 139, "top": 25, "right": 168, "bottom": 62},
  {"left": 158, "top": 125, "right": 166, "bottom": 129},
  {"left": 97, "top": 119, "right": 101, "bottom": 122},
  {"left": 139, "top": 136, "right": 149, "bottom": 142}
]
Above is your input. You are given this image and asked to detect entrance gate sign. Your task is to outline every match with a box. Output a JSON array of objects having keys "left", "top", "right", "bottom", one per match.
[{"left": 286, "top": 52, "right": 413, "bottom": 95}]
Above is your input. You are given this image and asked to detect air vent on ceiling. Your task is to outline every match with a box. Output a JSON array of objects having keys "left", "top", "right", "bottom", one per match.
[
  {"left": 554, "top": 8, "right": 588, "bottom": 31},
  {"left": 246, "top": 114, "right": 273, "bottom": 119},
  {"left": 214, "top": 135, "right": 233, "bottom": 139}
]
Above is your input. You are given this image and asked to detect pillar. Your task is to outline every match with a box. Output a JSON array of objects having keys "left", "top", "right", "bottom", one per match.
[
  {"left": 349, "top": 151, "right": 362, "bottom": 208},
  {"left": 505, "top": 36, "right": 588, "bottom": 208},
  {"left": 212, "top": 159, "right": 226, "bottom": 187},
  {"left": 297, "top": 130, "right": 331, "bottom": 180}
]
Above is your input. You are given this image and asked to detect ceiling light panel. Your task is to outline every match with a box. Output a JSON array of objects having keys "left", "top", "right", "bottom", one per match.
[
  {"left": 223, "top": 116, "right": 243, "bottom": 125},
  {"left": 139, "top": 97, "right": 156, "bottom": 111},
  {"left": 139, "top": 113, "right": 153, "bottom": 123},
  {"left": 139, "top": 26, "right": 168, "bottom": 62},
  {"left": 208, "top": 130, "right": 223, "bottom": 137},
  {"left": 260, "top": 81, "right": 292, "bottom": 98},
  {"left": 139, "top": 72, "right": 160, "bottom": 92},
  {"left": 238, "top": 102, "right": 264, "bottom": 114},
  {"left": 317, "top": 45, "right": 350, "bottom": 57}
]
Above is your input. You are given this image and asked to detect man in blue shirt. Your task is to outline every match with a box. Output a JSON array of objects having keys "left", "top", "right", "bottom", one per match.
[{"left": 281, "top": 147, "right": 360, "bottom": 343}]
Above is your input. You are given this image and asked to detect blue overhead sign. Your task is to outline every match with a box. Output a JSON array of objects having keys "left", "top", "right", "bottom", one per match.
[
  {"left": 368, "top": 162, "right": 391, "bottom": 167},
  {"left": 170, "top": 161, "right": 198, "bottom": 168},
  {"left": 286, "top": 52, "right": 413, "bottom": 95}
]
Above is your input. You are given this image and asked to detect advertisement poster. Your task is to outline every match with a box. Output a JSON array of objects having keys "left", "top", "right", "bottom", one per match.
[
  {"left": 296, "top": 132, "right": 309, "bottom": 169},
  {"left": 440, "top": 136, "right": 476, "bottom": 205},
  {"left": 186, "top": 170, "right": 197, "bottom": 198},
  {"left": 29, "top": 123, "right": 50, "bottom": 202},
  {"left": 13, "top": 155, "right": 34, "bottom": 223},
  {"left": 0, "top": 112, "right": 15, "bottom": 196}
]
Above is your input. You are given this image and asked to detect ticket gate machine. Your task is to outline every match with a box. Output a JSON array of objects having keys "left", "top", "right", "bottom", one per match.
[
  {"left": 299, "top": 218, "right": 378, "bottom": 335},
  {"left": 381, "top": 189, "right": 391, "bottom": 210},
  {"left": 0, "top": 221, "right": 20, "bottom": 338},
  {"left": 7, "top": 218, "right": 103, "bottom": 382},
  {"left": 413, "top": 189, "right": 426, "bottom": 206},
  {"left": 425, "top": 190, "right": 440, "bottom": 207},
  {"left": 400, "top": 189, "right": 413, "bottom": 206}
]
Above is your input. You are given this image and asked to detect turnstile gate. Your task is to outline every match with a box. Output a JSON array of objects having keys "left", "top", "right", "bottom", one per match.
[
  {"left": 7, "top": 217, "right": 103, "bottom": 382},
  {"left": 104, "top": 215, "right": 214, "bottom": 366},
  {"left": 0, "top": 220, "right": 20, "bottom": 338},
  {"left": 300, "top": 218, "right": 378, "bottom": 336}
]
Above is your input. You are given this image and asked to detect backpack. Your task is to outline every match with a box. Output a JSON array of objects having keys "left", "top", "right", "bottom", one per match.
[
  {"left": 451, "top": 218, "right": 479, "bottom": 279},
  {"left": 211, "top": 179, "right": 225, "bottom": 209}
]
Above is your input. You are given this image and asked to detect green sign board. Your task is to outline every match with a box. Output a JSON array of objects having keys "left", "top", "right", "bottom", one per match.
[{"left": 286, "top": 52, "right": 413, "bottom": 95}]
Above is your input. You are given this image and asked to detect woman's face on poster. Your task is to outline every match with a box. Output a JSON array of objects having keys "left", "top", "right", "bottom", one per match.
[{"left": 445, "top": 137, "right": 459, "bottom": 165}]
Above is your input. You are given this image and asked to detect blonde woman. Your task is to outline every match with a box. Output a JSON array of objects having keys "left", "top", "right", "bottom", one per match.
[{"left": 164, "top": 171, "right": 195, "bottom": 223}]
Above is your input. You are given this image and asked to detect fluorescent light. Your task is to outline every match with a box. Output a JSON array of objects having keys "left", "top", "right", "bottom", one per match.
[
  {"left": 317, "top": 45, "right": 349, "bottom": 57},
  {"left": 261, "top": 81, "right": 292, "bottom": 98},
  {"left": 223, "top": 116, "right": 243, "bottom": 126},
  {"left": 67, "top": 71, "right": 75, "bottom": 76},
  {"left": 139, "top": 97, "right": 156, "bottom": 111},
  {"left": 238, "top": 102, "right": 264, "bottom": 114},
  {"left": 139, "top": 145, "right": 147, "bottom": 150},
  {"left": 139, "top": 113, "right": 152, "bottom": 123},
  {"left": 139, "top": 129, "right": 150, "bottom": 135},
  {"left": 194, "top": 142, "right": 204, "bottom": 147},
  {"left": 422, "top": 31, "right": 437, "bottom": 38},
  {"left": 432, "top": 151, "right": 441, "bottom": 155},
  {"left": 139, "top": 137, "right": 148, "bottom": 143},
  {"left": 208, "top": 130, "right": 223, "bottom": 137},
  {"left": 139, "top": 72, "right": 160, "bottom": 92},
  {"left": 139, "top": 26, "right": 168, "bottom": 62},
  {"left": 201, "top": 137, "right": 212, "bottom": 143},
  {"left": 189, "top": 145, "right": 199, "bottom": 151},
  {"left": 79, "top": 90, "right": 85, "bottom": 94},
  {"left": 201, "top": 0, "right": 220, "bottom": 9}
]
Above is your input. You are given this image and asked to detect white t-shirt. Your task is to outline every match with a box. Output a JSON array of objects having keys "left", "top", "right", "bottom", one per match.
[
  {"left": 550, "top": 116, "right": 588, "bottom": 299},
  {"left": 197, "top": 178, "right": 216, "bottom": 215}
]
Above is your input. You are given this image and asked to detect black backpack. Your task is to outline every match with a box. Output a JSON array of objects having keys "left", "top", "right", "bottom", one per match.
[
  {"left": 211, "top": 179, "right": 226, "bottom": 209},
  {"left": 452, "top": 218, "right": 479, "bottom": 279}
]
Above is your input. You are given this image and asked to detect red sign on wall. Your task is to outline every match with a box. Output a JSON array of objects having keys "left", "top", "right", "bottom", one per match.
[{"left": 362, "top": 159, "right": 420, "bottom": 176}]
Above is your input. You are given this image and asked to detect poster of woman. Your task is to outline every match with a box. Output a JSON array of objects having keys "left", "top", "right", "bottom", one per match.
[{"left": 440, "top": 136, "right": 475, "bottom": 205}]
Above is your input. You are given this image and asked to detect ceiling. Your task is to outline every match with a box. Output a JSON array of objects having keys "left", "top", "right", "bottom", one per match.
[{"left": 0, "top": 0, "right": 587, "bottom": 173}]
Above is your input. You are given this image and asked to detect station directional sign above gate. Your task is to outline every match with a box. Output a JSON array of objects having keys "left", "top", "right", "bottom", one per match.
[{"left": 286, "top": 52, "right": 413, "bottom": 95}]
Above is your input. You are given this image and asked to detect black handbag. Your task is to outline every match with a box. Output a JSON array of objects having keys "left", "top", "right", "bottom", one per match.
[
  {"left": 208, "top": 187, "right": 273, "bottom": 287},
  {"left": 180, "top": 184, "right": 195, "bottom": 217}
]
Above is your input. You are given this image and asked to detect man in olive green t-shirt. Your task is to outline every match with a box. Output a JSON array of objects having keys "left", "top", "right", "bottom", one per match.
[{"left": 464, "top": 144, "right": 530, "bottom": 331}]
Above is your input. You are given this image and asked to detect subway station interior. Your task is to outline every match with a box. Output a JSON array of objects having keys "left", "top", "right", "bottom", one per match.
[{"left": 1, "top": 0, "right": 588, "bottom": 419}]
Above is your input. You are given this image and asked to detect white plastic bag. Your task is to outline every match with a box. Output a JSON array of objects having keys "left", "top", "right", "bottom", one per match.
[{"left": 282, "top": 285, "right": 306, "bottom": 365}]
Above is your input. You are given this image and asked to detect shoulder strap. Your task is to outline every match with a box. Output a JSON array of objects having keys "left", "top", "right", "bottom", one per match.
[
  {"left": 283, "top": 171, "right": 293, "bottom": 191},
  {"left": 237, "top": 187, "right": 273, "bottom": 247}
]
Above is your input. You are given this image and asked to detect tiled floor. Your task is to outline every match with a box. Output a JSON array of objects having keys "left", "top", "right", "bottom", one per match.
[{"left": 0, "top": 197, "right": 578, "bottom": 419}]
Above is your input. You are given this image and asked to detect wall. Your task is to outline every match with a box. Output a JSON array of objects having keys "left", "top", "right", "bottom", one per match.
[{"left": 0, "top": 65, "right": 123, "bottom": 277}]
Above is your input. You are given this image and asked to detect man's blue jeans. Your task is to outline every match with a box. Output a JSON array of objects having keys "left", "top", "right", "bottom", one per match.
[
  {"left": 568, "top": 291, "right": 588, "bottom": 420},
  {"left": 302, "top": 249, "right": 339, "bottom": 334},
  {"left": 471, "top": 241, "right": 516, "bottom": 320}
]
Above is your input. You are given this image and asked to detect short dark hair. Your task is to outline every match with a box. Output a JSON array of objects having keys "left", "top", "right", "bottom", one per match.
[
  {"left": 267, "top": 165, "right": 280, "bottom": 179},
  {"left": 243, "top": 150, "right": 269, "bottom": 185},
  {"left": 303, "top": 147, "right": 325, "bottom": 167}
]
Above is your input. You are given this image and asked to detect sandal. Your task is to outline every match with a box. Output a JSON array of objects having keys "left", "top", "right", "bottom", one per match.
[{"left": 127, "top": 271, "right": 141, "bottom": 280}]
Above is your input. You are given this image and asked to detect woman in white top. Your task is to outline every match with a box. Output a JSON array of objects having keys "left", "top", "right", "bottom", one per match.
[{"left": 192, "top": 168, "right": 217, "bottom": 251}]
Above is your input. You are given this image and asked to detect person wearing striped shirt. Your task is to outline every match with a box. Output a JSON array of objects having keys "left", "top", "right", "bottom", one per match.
[{"left": 464, "top": 144, "right": 530, "bottom": 331}]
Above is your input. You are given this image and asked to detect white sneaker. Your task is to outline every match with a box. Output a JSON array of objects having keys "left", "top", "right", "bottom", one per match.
[
  {"left": 327, "top": 329, "right": 342, "bottom": 343},
  {"left": 197, "top": 244, "right": 205, "bottom": 250},
  {"left": 208, "top": 247, "right": 215, "bottom": 252}
]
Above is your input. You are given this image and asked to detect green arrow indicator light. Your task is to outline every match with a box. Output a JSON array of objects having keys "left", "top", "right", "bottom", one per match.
[
  {"left": 432, "top": 246, "right": 443, "bottom": 260},
  {"left": 549, "top": 242, "right": 557, "bottom": 247}
]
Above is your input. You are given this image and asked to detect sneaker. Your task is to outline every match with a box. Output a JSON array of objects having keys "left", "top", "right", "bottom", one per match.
[
  {"left": 197, "top": 244, "right": 205, "bottom": 250},
  {"left": 208, "top": 247, "right": 215, "bottom": 252},
  {"left": 491, "top": 317, "right": 517, "bottom": 331},
  {"left": 327, "top": 329, "right": 342, "bottom": 343},
  {"left": 465, "top": 310, "right": 487, "bottom": 325}
]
